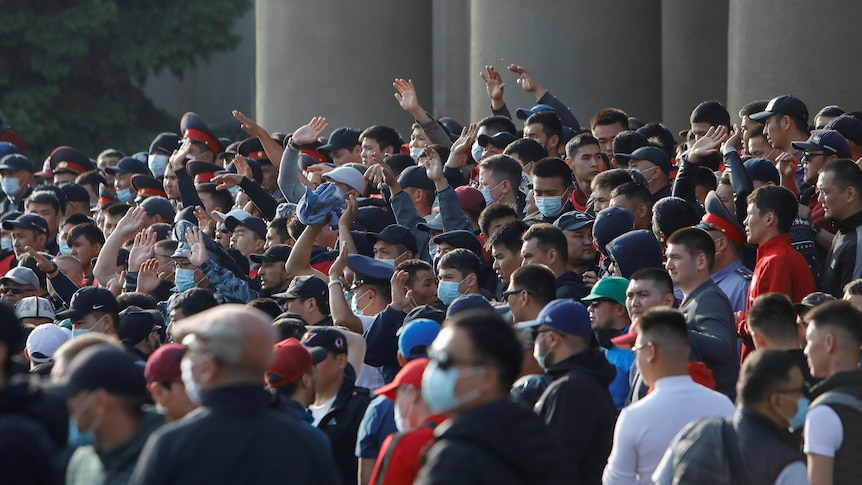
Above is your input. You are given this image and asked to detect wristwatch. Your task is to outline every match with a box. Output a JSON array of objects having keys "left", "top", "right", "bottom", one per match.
[{"left": 328, "top": 278, "right": 345, "bottom": 288}]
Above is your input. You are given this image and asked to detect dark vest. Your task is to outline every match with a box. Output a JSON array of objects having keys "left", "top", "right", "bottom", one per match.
[{"left": 810, "top": 370, "right": 862, "bottom": 485}]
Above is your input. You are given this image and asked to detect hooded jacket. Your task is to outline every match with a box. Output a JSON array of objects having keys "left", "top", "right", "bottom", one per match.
[
  {"left": 536, "top": 348, "right": 617, "bottom": 485},
  {"left": 415, "top": 399, "right": 564, "bottom": 485},
  {"left": 606, "top": 230, "right": 663, "bottom": 279}
]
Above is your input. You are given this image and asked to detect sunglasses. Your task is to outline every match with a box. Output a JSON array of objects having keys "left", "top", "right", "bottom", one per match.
[{"left": 428, "top": 349, "right": 484, "bottom": 371}]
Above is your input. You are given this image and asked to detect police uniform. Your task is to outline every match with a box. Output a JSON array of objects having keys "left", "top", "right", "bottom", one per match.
[
  {"left": 49, "top": 146, "right": 95, "bottom": 177},
  {"left": 697, "top": 191, "right": 751, "bottom": 313},
  {"left": 345, "top": 254, "right": 394, "bottom": 390},
  {"left": 130, "top": 174, "right": 167, "bottom": 203},
  {"left": 180, "top": 112, "right": 224, "bottom": 157}
]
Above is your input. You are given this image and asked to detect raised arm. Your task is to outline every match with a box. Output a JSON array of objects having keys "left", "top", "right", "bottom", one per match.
[
  {"left": 327, "top": 245, "right": 363, "bottom": 334},
  {"left": 285, "top": 220, "right": 328, "bottom": 280},
  {"left": 508, "top": 64, "right": 581, "bottom": 131},
  {"left": 393, "top": 79, "right": 452, "bottom": 147},
  {"left": 278, "top": 117, "right": 328, "bottom": 203},
  {"left": 93, "top": 206, "right": 147, "bottom": 286},
  {"left": 232, "top": 110, "right": 285, "bottom": 172}
]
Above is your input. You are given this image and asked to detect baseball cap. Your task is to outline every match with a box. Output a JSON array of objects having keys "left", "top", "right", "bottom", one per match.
[
  {"left": 615, "top": 146, "right": 672, "bottom": 174},
  {"left": 374, "top": 357, "right": 430, "bottom": 401},
  {"left": 118, "top": 306, "right": 163, "bottom": 345},
  {"left": 350, "top": 206, "right": 396, "bottom": 233},
  {"left": 144, "top": 343, "right": 185, "bottom": 385},
  {"left": 302, "top": 327, "right": 348, "bottom": 354},
  {"left": 367, "top": 224, "right": 418, "bottom": 256},
  {"left": 0, "top": 154, "right": 33, "bottom": 173},
  {"left": 212, "top": 208, "right": 251, "bottom": 224},
  {"left": 15, "top": 296, "right": 56, "bottom": 321},
  {"left": 322, "top": 166, "right": 366, "bottom": 194},
  {"left": 140, "top": 196, "right": 176, "bottom": 222},
  {"left": 404, "top": 305, "right": 445, "bottom": 325},
  {"left": 250, "top": 244, "right": 291, "bottom": 264},
  {"left": 517, "top": 299, "right": 592, "bottom": 339},
  {"left": 791, "top": 130, "right": 851, "bottom": 158},
  {"left": 516, "top": 104, "right": 556, "bottom": 121},
  {"left": 582, "top": 276, "right": 629, "bottom": 306},
  {"left": 347, "top": 254, "right": 394, "bottom": 287},
  {"left": 149, "top": 132, "right": 182, "bottom": 155},
  {"left": 26, "top": 324, "right": 70, "bottom": 364},
  {"left": 397, "top": 319, "right": 440, "bottom": 360},
  {"left": 57, "top": 344, "right": 146, "bottom": 397},
  {"left": 477, "top": 132, "right": 517, "bottom": 149},
  {"left": 397, "top": 165, "right": 435, "bottom": 192},
  {"left": 265, "top": 338, "right": 327, "bottom": 388},
  {"left": 60, "top": 183, "right": 91, "bottom": 204},
  {"left": 432, "top": 230, "right": 483, "bottom": 256},
  {"left": 2, "top": 213, "right": 49, "bottom": 236},
  {"left": 611, "top": 318, "right": 640, "bottom": 348},
  {"left": 793, "top": 292, "right": 836, "bottom": 314},
  {"left": 272, "top": 275, "right": 328, "bottom": 300},
  {"left": 554, "top": 210, "right": 594, "bottom": 231},
  {"left": 743, "top": 158, "right": 780, "bottom": 185},
  {"left": 750, "top": 95, "right": 809, "bottom": 123},
  {"left": 318, "top": 127, "right": 361, "bottom": 154},
  {"left": 105, "top": 157, "right": 151, "bottom": 175},
  {"left": 825, "top": 115, "right": 862, "bottom": 146},
  {"left": 417, "top": 212, "right": 444, "bottom": 232},
  {"left": 55, "top": 286, "right": 119, "bottom": 320},
  {"left": 1, "top": 267, "right": 40, "bottom": 289},
  {"left": 446, "top": 294, "right": 494, "bottom": 318},
  {"left": 226, "top": 216, "right": 267, "bottom": 240},
  {"left": 454, "top": 186, "right": 486, "bottom": 212}
]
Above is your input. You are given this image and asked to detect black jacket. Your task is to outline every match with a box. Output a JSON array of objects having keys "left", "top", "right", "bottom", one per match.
[
  {"left": 535, "top": 349, "right": 617, "bottom": 485},
  {"left": 0, "top": 375, "right": 68, "bottom": 485},
  {"left": 415, "top": 399, "right": 564, "bottom": 485},
  {"left": 556, "top": 271, "right": 589, "bottom": 301},
  {"left": 809, "top": 369, "right": 862, "bottom": 484},
  {"left": 822, "top": 210, "right": 862, "bottom": 297},
  {"left": 128, "top": 385, "right": 338, "bottom": 485},
  {"left": 318, "top": 378, "right": 371, "bottom": 485}
]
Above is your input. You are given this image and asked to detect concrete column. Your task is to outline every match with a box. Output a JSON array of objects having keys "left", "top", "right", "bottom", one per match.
[
  {"left": 661, "top": 0, "right": 728, "bottom": 135},
  {"left": 432, "top": 0, "right": 470, "bottom": 125},
  {"left": 142, "top": 9, "right": 255, "bottom": 134},
  {"left": 256, "top": 1, "right": 433, "bottom": 139},
  {"left": 727, "top": 0, "right": 862, "bottom": 124},
  {"left": 469, "top": 0, "right": 662, "bottom": 130}
]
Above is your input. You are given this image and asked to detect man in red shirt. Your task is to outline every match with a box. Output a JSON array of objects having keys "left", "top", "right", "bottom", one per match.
[
  {"left": 740, "top": 185, "right": 817, "bottom": 361},
  {"left": 368, "top": 357, "right": 445, "bottom": 485}
]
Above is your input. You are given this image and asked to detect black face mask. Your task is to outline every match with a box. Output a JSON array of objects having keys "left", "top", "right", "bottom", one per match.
[{"left": 594, "top": 327, "right": 623, "bottom": 349}]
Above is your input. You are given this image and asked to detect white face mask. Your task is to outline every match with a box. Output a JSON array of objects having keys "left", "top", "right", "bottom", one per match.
[{"left": 180, "top": 357, "right": 203, "bottom": 405}]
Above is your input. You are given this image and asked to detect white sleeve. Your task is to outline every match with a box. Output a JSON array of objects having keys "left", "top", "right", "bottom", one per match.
[
  {"left": 773, "top": 461, "right": 809, "bottom": 485},
  {"left": 650, "top": 442, "right": 676, "bottom": 485},
  {"left": 803, "top": 405, "right": 843, "bottom": 457},
  {"left": 602, "top": 409, "right": 639, "bottom": 484}
]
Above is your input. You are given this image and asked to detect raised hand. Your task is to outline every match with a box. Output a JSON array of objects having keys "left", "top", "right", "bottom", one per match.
[
  {"left": 233, "top": 154, "right": 254, "bottom": 179},
  {"left": 776, "top": 152, "right": 800, "bottom": 180},
  {"left": 508, "top": 64, "right": 546, "bottom": 98},
  {"left": 292, "top": 117, "right": 329, "bottom": 146},
  {"left": 106, "top": 271, "right": 125, "bottom": 296},
  {"left": 128, "top": 228, "right": 157, "bottom": 272},
  {"left": 232, "top": 110, "right": 268, "bottom": 138},
  {"left": 329, "top": 244, "right": 349, "bottom": 280},
  {"left": 338, "top": 194, "right": 359, "bottom": 228},
  {"left": 690, "top": 125, "right": 729, "bottom": 152},
  {"left": 24, "top": 246, "right": 55, "bottom": 275},
  {"left": 393, "top": 79, "right": 421, "bottom": 114},
  {"left": 422, "top": 146, "right": 445, "bottom": 183},
  {"left": 448, "top": 124, "right": 479, "bottom": 168},
  {"left": 389, "top": 270, "right": 411, "bottom": 312},
  {"left": 364, "top": 160, "right": 398, "bottom": 188},
  {"left": 211, "top": 172, "right": 244, "bottom": 191},
  {"left": 136, "top": 259, "right": 168, "bottom": 293},
  {"left": 114, "top": 206, "right": 148, "bottom": 238},
  {"left": 721, "top": 125, "right": 743, "bottom": 155},
  {"left": 480, "top": 65, "right": 506, "bottom": 107},
  {"left": 183, "top": 226, "right": 209, "bottom": 268},
  {"left": 170, "top": 138, "right": 193, "bottom": 171}
]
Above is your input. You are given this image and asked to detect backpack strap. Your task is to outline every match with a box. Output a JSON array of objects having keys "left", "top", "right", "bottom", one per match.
[
  {"left": 812, "top": 390, "right": 862, "bottom": 415},
  {"left": 372, "top": 421, "right": 438, "bottom": 485},
  {"left": 854, "top": 225, "right": 862, "bottom": 280},
  {"left": 721, "top": 420, "right": 753, "bottom": 485}
]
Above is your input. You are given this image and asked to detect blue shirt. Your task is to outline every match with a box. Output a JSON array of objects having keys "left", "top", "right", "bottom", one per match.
[
  {"left": 711, "top": 259, "right": 750, "bottom": 314},
  {"left": 355, "top": 395, "right": 396, "bottom": 458}
]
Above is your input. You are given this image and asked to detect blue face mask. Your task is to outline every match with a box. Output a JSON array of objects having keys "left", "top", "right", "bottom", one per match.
[
  {"left": 59, "top": 238, "right": 70, "bottom": 255},
  {"left": 409, "top": 147, "right": 424, "bottom": 161},
  {"left": 71, "top": 328, "right": 90, "bottom": 339},
  {"left": 471, "top": 141, "right": 483, "bottom": 162},
  {"left": 68, "top": 417, "right": 95, "bottom": 447},
  {"left": 421, "top": 359, "right": 483, "bottom": 414},
  {"left": 0, "top": 237, "right": 11, "bottom": 251},
  {"left": 351, "top": 291, "right": 372, "bottom": 316},
  {"left": 534, "top": 194, "right": 566, "bottom": 218},
  {"left": 116, "top": 188, "right": 133, "bottom": 203},
  {"left": 1, "top": 177, "right": 20, "bottom": 197},
  {"left": 479, "top": 181, "right": 503, "bottom": 206},
  {"left": 787, "top": 395, "right": 809, "bottom": 431},
  {"left": 532, "top": 332, "right": 552, "bottom": 370},
  {"left": 175, "top": 268, "right": 196, "bottom": 292},
  {"left": 227, "top": 185, "right": 239, "bottom": 196},
  {"left": 428, "top": 244, "right": 439, "bottom": 262},
  {"left": 437, "top": 277, "right": 467, "bottom": 306},
  {"left": 148, "top": 154, "right": 169, "bottom": 178}
]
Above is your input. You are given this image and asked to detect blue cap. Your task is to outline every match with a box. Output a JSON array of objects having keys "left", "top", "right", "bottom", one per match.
[
  {"left": 347, "top": 254, "right": 394, "bottom": 287},
  {"left": 516, "top": 104, "right": 556, "bottom": 120},
  {"left": 517, "top": 299, "right": 592, "bottom": 339},
  {"left": 397, "top": 318, "right": 441, "bottom": 360},
  {"left": 0, "top": 154, "right": 31, "bottom": 173},
  {"left": 105, "top": 156, "right": 151, "bottom": 176},
  {"left": 743, "top": 158, "right": 780, "bottom": 185},
  {"left": 791, "top": 129, "right": 851, "bottom": 158},
  {"left": 2, "top": 213, "right": 48, "bottom": 235},
  {"left": 367, "top": 224, "right": 418, "bottom": 256},
  {"left": 477, "top": 132, "right": 517, "bottom": 149},
  {"left": 0, "top": 142, "right": 19, "bottom": 159},
  {"left": 592, "top": 207, "right": 634, "bottom": 254},
  {"left": 554, "top": 210, "right": 594, "bottom": 231},
  {"left": 446, "top": 294, "right": 494, "bottom": 318},
  {"left": 615, "top": 146, "right": 672, "bottom": 174}
]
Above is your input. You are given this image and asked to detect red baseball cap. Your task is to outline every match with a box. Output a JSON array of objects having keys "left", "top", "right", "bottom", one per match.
[
  {"left": 144, "top": 343, "right": 185, "bottom": 385},
  {"left": 265, "top": 338, "right": 327, "bottom": 388},
  {"left": 611, "top": 317, "right": 640, "bottom": 349},
  {"left": 374, "top": 358, "right": 430, "bottom": 401}
]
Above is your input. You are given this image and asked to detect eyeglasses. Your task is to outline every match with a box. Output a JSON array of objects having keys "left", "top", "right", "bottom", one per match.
[
  {"left": 502, "top": 288, "right": 530, "bottom": 299},
  {"left": 777, "top": 386, "right": 808, "bottom": 395},
  {"left": 0, "top": 286, "right": 25, "bottom": 295},
  {"left": 632, "top": 341, "right": 656, "bottom": 353},
  {"left": 802, "top": 151, "right": 830, "bottom": 161},
  {"left": 530, "top": 327, "right": 553, "bottom": 341},
  {"left": 428, "top": 350, "right": 484, "bottom": 371},
  {"left": 588, "top": 298, "right": 616, "bottom": 308}
]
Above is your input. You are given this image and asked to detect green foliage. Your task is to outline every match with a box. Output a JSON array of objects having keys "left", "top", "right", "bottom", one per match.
[{"left": 0, "top": 0, "right": 252, "bottom": 161}]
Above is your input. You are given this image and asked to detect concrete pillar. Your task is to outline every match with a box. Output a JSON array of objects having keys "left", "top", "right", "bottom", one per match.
[
  {"left": 142, "top": 9, "right": 255, "bottom": 134},
  {"left": 727, "top": 0, "right": 862, "bottom": 125},
  {"left": 661, "top": 0, "right": 728, "bottom": 135},
  {"left": 256, "top": 1, "right": 433, "bottom": 139},
  {"left": 469, "top": 0, "right": 662, "bottom": 130},
  {"left": 432, "top": 0, "right": 470, "bottom": 125}
]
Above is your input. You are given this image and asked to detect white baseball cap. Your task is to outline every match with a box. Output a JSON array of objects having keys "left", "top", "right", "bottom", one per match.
[
  {"left": 15, "top": 296, "right": 55, "bottom": 320},
  {"left": 26, "top": 324, "right": 71, "bottom": 364},
  {"left": 322, "top": 166, "right": 366, "bottom": 194}
]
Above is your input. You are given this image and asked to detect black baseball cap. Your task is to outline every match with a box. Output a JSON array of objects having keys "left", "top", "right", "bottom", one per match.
[
  {"left": 55, "top": 286, "right": 120, "bottom": 320},
  {"left": 225, "top": 216, "right": 267, "bottom": 240},
  {"left": 272, "top": 275, "right": 328, "bottom": 300},
  {"left": 60, "top": 183, "right": 91, "bottom": 204},
  {"left": 366, "top": 224, "right": 418, "bottom": 256},
  {"left": 55, "top": 344, "right": 146, "bottom": 397},
  {"left": 825, "top": 115, "right": 862, "bottom": 146},
  {"left": 2, "top": 214, "right": 49, "bottom": 235},
  {"left": 750, "top": 95, "right": 809, "bottom": 123},
  {"left": 477, "top": 132, "right": 517, "bottom": 149},
  {"left": 318, "top": 127, "right": 361, "bottom": 154},
  {"left": 118, "top": 306, "right": 163, "bottom": 345},
  {"left": 432, "top": 230, "right": 483, "bottom": 256},
  {"left": 615, "top": 146, "right": 672, "bottom": 174},
  {"left": 397, "top": 165, "right": 435, "bottom": 192},
  {"left": 302, "top": 327, "right": 348, "bottom": 354},
  {"left": 149, "top": 132, "right": 182, "bottom": 155},
  {"left": 250, "top": 244, "right": 291, "bottom": 264},
  {"left": 791, "top": 130, "right": 851, "bottom": 158},
  {"left": 105, "top": 157, "right": 151, "bottom": 176},
  {"left": 0, "top": 154, "right": 33, "bottom": 173}
]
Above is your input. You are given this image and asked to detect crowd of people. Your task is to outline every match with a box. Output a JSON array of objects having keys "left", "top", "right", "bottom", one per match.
[{"left": 1, "top": 63, "right": 862, "bottom": 484}]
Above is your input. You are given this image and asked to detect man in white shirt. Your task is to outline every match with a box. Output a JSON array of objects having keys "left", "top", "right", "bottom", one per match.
[{"left": 603, "top": 307, "right": 734, "bottom": 485}]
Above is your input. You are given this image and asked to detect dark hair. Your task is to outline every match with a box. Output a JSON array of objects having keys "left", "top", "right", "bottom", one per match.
[
  {"left": 815, "top": 105, "right": 845, "bottom": 120},
  {"left": 68, "top": 223, "right": 105, "bottom": 246},
  {"left": 611, "top": 180, "right": 652, "bottom": 207},
  {"left": 104, "top": 202, "right": 131, "bottom": 218},
  {"left": 61, "top": 213, "right": 94, "bottom": 228},
  {"left": 806, "top": 300, "right": 862, "bottom": 346},
  {"left": 479, "top": 154, "right": 523, "bottom": 189},
  {"left": 637, "top": 122, "right": 677, "bottom": 159},
  {"left": 694, "top": 166, "right": 718, "bottom": 192},
  {"left": 477, "top": 115, "right": 517, "bottom": 136},
  {"left": 739, "top": 100, "right": 769, "bottom": 118},
  {"left": 665, "top": 227, "right": 715, "bottom": 270},
  {"left": 26, "top": 191, "right": 61, "bottom": 215},
  {"left": 653, "top": 197, "right": 698, "bottom": 240},
  {"left": 531, "top": 157, "right": 573, "bottom": 188},
  {"left": 396, "top": 259, "right": 434, "bottom": 288},
  {"left": 630, "top": 267, "right": 674, "bottom": 296},
  {"left": 248, "top": 298, "right": 282, "bottom": 320},
  {"left": 419, "top": 144, "right": 451, "bottom": 164},
  {"left": 747, "top": 185, "right": 797, "bottom": 233},
  {"left": 287, "top": 215, "right": 306, "bottom": 240},
  {"left": 438, "top": 248, "right": 482, "bottom": 279},
  {"left": 592, "top": 168, "right": 633, "bottom": 191},
  {"left": 844, "top": 278, "right": 862, "bottom": 296},
  {"left": 565, "top": 133, "right": 600, "bottom": 160},
  {"left": 116, "top": 292, "right": 158, "bottom": 311},
  {"left": 98, "top": 148, "right": 124, "bottom": 160},
  {"left": 638, "top": 307, "right": 689, "bottom": 358},
  {"left": 168, "top": 288, "right": 218, "bottom": 317},
  {"left": 75, "top": 170, "right": 107, "bottom": 192},
  {"left": 522, "top": 223, "right": 568, "bottom": 264},
  {"left": 820, "top": 159, "right": 862, "bottom": 195},
  {"left": 488, "top": 220, "right": 529, "bottom": 254},
  {"left": 359, "top": 125, "right": 404, "bottom": 153},
  {"left": 445, "top": 311, "right": 523, "bottom": 391},
  {"left": 525, "top": 111, "right": 563, "bottom": 141},
  {"left": 590, "top": 108, "right": 628, "bottom": 131},
  {"left": 504, "top": 138, "right": 548, "bottom": 166},
  {"left": 196, "top": 183, "right": 232, "bottom": 213},
  {"left": 612, "top": 130, "right": 649, "bottom": 157},
  {"left": 748, "top": 293, "right": 799, "bottom": 343},
  {"left": 690, "top": 101, "right": 731, "bottom": 130},
  {"left": 479, "top": 203, "right": 519, "bottom": 238},
  {"left": 272, "top": 318, "right": 307, "bottom": 341},
  {"left": 384, "top": 154, "right": 415, "bottom": 177},
  {"left": 0, "top": 303, "right": 23, "bottom": 371},
  {"left": 510, "top": 264, "right": 556, "bottom": 306},
  {"left": 738, "top": 349, "right": 800, "bottom": 407}
]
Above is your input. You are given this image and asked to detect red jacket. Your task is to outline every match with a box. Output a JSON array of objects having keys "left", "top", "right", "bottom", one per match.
[{"left": 369, "top": 415, "right": 446, "bottom": 485}]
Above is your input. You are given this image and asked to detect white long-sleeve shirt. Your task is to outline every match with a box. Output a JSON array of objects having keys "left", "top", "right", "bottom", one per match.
[{"left": 602, "top": 375, "right": 735, "bottom": 485}]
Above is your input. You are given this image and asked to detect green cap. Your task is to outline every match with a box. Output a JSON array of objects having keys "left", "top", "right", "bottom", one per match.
[{"left": 582, "top": 276, "right": 629, "bottom": 306}]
